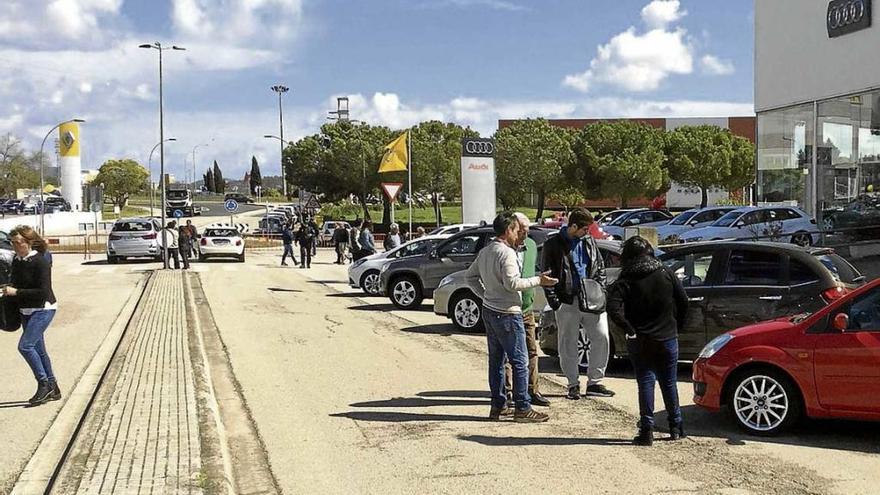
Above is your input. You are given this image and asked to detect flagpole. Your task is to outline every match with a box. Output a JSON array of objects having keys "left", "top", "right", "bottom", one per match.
[{"left": 407, "top": 128, "right": 413, "bottom": 239}]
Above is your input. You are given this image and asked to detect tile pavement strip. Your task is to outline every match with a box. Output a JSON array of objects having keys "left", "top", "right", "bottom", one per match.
[{"left": 52, "top": 270, "right": 204, "bottom": 494}]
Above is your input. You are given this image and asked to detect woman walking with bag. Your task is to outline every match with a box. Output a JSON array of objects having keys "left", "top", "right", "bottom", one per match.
[
  {"left": 3, "top": 226, "right": 60, "bottom": 405},
  {"left": 607, "top": 236, "right": 688, "bottom": 446}
]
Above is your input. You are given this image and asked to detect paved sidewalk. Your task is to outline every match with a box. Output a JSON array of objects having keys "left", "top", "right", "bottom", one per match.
[{"left": 57, "top": 270, "right": 202, "bottom": 494}]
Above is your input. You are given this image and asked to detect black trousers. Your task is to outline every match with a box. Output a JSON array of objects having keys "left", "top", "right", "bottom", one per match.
[
  {"left": 300, "top": 241, "right": 313, "bottom": 267},
  {"left": 165, "top": 248, "right": 180, "bottom": 269},
  {"left": 178, "top": 245, "right": 190, "bottom": 269}
]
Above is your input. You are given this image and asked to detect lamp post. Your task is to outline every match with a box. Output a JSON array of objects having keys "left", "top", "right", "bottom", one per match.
[
  {"left": 191, "top": 142, "right": 210, "bottom": 197},
  {"left": 263, "top": 134, "right": 292, "bottom": 202},
  {"left": 39, "top": 118, "right": 85, "bottom": 235},
  {"left": 149, "top": 138, "right": 176, "bottom": 217},
  {"left": 140, "top": 41, "right": 185, "bottom": 269},
  {"left": 270, "top": 85, "right": 289, "bottom": 198}
]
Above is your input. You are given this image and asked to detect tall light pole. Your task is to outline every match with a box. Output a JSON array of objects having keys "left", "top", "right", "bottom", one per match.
[
  {"left": 191, "top": 142, "right": 210, "bottom": 196},
  {"left": 39, "top": 118, "right": 85, "bottom": 235},
  {"left": 263, "top": 134, "right": 291, "bottom": 202},
  {"left": 149, "top": 137, "right": 176, "bottom": 216},
  {"left": 140, "top": 41, "right": 185, "bottom": 269},
  {"left": 271, "top": 85, "right": 289, "bottom": 199}
]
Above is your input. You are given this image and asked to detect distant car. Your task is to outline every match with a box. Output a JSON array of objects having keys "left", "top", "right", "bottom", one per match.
[
  {"left": 693, "top": 277, "right": 880, "bottom": 436},
  {"left": 21, "top": 202, "right": 40, "bottom": 215},
  {"left": 656, "top": 206, "right": 739, "bottom": 243},
  {"left": 199, "top": 225, "right": 245, "bottom": 262},
  {"left": 597, "top": 209, "right": 639, "bottom": 226},
  {"left": 678, "top": 206, "right": 818, "bottom": 246},
  {"left": 428, "top": 223, "right": 478, "bottom": 236},
  {"left": 107, "top": 217, "right": 162, "bottom": 263},
  {"left": 0, "top": 230, "right": 12, "bottom": 251},
  {"left": 822, "top": 195, "right": 880, "bottom": 240},
  {"left": 540, "top": 215, "right": 610, "bottom": 239},
  {"left": 1, "top": 200, "right": 23, "bottom": 214},
  {"left": 321, "top": 221, "right": 352, "bottom": 244},
  {"left": 258, "top": 216, "right": 285, "bottom": 234},
  {"left": 349, "top": 235, "right": 449, "bottom": 296},
  {"left": 224, "top": 193, "right": 254, "bottom": 204},
  {"left": 602, "top": 209, "right": 673, "bottom": 240}
]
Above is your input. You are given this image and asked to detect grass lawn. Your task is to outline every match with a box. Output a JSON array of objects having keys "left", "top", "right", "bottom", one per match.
[{"left": 103, "top": 204, "right": 151, "bottom": 220}]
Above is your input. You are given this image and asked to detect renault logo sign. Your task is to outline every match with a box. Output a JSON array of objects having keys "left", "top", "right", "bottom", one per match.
[
  {"left": 462, "top": 138, "right": 495, "bottom": 157},
  {"left": 828, "top": 0, "right": 871, "bottom": 38}
]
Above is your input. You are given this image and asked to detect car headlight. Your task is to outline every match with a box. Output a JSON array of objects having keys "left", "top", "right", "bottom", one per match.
[
  {"left": 698, "top": 334, "right": 732, "bottom": 360},
  {"left": 438, "top": 275, "right": 454, "bottom": 289}
]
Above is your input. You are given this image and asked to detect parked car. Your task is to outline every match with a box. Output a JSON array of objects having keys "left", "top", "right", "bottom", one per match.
[
  {"left": 107, "top": 218, "right": 162, "bottom": 263},
  {"left": 428, "top": 223, "right": 478, "bottom": 236},
  {"left": 597, "top": 209, "right": 639, "bottom": 226},
  {"left": 602, "top": 209, "right": 673, "bottom": 240},
  {"left": 20, "top": 202, "right": 40, "bottom": 215},
  {"left": 43, "top": 196, "right": 71, "bottom": 212},
  {"left": 2, "top": 200, "right": 23, "bottom": 214},
  {"left": 693, "top": 277, "right": 880, "bottom": 436},
  {"left": 198, "top": 225, "right": 245, "bottom": 262},
  {"left": 379, "top": 226, "right": 554, "bottom": 310},
  {"left": 321, "top": 221, "right": 352, "bottom": 244},
  {"left": 224, "top": 193, "right": 254, "bottom": 204},
  {"left": 822, "top": 195, "right": 880, "bottom": 240},
  {"left": 349, "top": 235, "right": 449, "bottom": 296},
  {"left": 258, "top": 216, "right": 285, "bottom": 234},
  {"left": 656, "top": 206, "right": 739, "bottom": 243},
  {"left": 540, "top": 215, "right": 610, "bottom": 239},
  {"left": 678, "top": 206, "right": 818, "bottom": 246},
  {"left": 0, "top": 230, "right": 12, "bottom": 251}
]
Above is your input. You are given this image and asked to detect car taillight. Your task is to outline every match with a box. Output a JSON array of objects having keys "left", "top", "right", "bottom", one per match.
[
  {"left": 822, "top": 286, "right": 847, "bottom": 303},
  {"left": 235, "top": 240, "right": 242, "bottom": 246},
  {"left": 200, "top": 238, "right": 207, "bottom": 246},
  {"left": 109, "top": 234, "right": 122, "bottom": 241},
  {"left": 142, "top": 233, "right": 156, "bottom": 240}
]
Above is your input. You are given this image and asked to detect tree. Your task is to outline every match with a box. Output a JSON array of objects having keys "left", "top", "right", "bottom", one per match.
[
  {"left": 94, "top": 159, "right": 149, "bottom": 208},
  {"left": 0, "top": 134, "right": 41, "bottom": 197},
  {"left": 574, "top": 121, "right": 668, "bottom": 207},
  {"left": 411, "top": 121, "right": 480, "bottom": 225},
  {"left": 665, "top": 125, "right": 756, "bottom": 208},
  {"left": 495, "top": 119, "right": 574, "bottom": 221},
  {"left": 213, "top": 161, "right": 225, "bottom": 193},
  {"left": 204, "top": 169, "right": 214, "bottom": 193},
  {"left": 249, "top": 156, "right": 262, "bottom": 195}
]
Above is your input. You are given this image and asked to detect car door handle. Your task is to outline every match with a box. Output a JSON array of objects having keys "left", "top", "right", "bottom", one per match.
[
  {"left": 688, "top": 297, "right": 704, "bottom": 302},
  {"left": 758, "top": 295, "right": 782, "bottom": 301}
]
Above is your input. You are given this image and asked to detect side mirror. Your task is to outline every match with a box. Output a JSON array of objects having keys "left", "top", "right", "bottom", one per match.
[
  {"left": 428, "top": 249, "right": 438, "bottom": 260},
  {"left": 688, "top": 220, "right": 699, "bottom": 226},
  {"left": 734, "top": 222, "right": 744, "bottom": 228},
  {"left": 832, "top": 313, "right": 849, "bottom": 332}
]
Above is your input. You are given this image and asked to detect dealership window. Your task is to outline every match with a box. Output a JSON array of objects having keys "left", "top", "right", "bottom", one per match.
[{"left": 757, "top": 104, "right": 814, "bottom": 211}]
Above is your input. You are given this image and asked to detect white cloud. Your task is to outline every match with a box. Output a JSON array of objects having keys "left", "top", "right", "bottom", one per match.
[
  {"left": 641, "top": 0, "right": 686, "bottom": 30},
  {"left": 701, "top": 55, "right": 735, "bottom": 76},
  {"left": 430, "top": 0, "right": 527, "bottom": 11},
  {"left": 0, "top": 0, "right": 123, "bottom": 49},
  {"left": 171, "top": 0, "right": 305, "bottom": 43}
]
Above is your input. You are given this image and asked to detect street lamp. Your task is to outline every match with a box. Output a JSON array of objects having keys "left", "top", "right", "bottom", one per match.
[
  {"left": 149, "top": 138, "right": 176, "bottom": 216},
  {"left": 191, "top": 142, "right": 210, "bottom": 196},
  {"left": 271, "top": 85, "right": 289, "bottom": 198},
  {"left": 263, "top": 134, "right": 293, "bottom": 203},
  {"left": 140, "top": 41, "right": 185, "bottom": 269},
  {"left": 39, "top": 118, "right": 85, "bottom": 235}
]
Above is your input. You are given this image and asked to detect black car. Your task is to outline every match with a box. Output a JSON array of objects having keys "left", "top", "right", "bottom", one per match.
[
  {"left": 2, "top": 200, "right": 24, "bottom": 213},
  {"left": 224, "top": 193, "right": 254, "bottom": 204},
  {"left": 823, "top": 195, "right": 880, "bottom": 240}
]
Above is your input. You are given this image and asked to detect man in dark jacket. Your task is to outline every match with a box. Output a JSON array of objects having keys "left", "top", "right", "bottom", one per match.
[
  {"left": 281, "top": 223, "right": 297, "bottom": 266},
  {"left": 332, "top": 224, "right": 349, "bottom": 264},
  {"left": 541, "top": 208, "right": 614, "bottom": 400}
]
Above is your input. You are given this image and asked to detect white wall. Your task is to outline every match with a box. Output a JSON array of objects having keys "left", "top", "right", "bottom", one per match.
[
  {"left": 756, "top": 0, "right": 880, "bottom": 111},
  {"left": 0, "top": 212, "right": 101, "bottom": 236}
]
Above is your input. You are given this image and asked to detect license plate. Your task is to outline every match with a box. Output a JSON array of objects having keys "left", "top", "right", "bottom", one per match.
[{"left": 213, "top": 239, "right": 230, "bottom": 245}]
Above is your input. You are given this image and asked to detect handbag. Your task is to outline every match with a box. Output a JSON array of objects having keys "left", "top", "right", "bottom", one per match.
[
  {"left": 0, "top": 297, "right": 21, "bottom": 332},
  {"left": 569, "top": 239, "right": 606, "bottom": 314}
]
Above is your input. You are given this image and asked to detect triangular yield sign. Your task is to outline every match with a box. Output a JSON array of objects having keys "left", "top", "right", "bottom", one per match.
[{"left": 381, "top": 182, "right": 404, "bottom": 201}]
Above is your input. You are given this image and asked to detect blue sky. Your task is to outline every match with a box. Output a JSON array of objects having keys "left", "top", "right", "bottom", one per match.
[{"left": 0, "top": 0, "right": 755, "bottom": 182}]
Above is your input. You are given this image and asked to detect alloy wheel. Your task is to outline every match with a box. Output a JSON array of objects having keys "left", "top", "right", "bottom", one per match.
[
  {"left": 454, "top": 298, "right": 480, "bottom": 329},
  {"left": 733, "top": 375, "right": 789, "bottom": 432},
  {"left": 393, "top": 281, "right": 416, "bottom": 307},
  {"left": 363, "top": 273, "right": 381, "bottom": 295}
]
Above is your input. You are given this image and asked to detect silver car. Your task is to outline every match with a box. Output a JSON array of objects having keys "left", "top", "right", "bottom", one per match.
[{"left": 107, "top": 217, "right": 162, "bottom": 263}]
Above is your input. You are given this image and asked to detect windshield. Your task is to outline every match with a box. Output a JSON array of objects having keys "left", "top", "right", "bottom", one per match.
[
  {"left": 167, "top": 191, "right": 189, "bottom": 199},
  {"left": 609, "top": 211, "right": 640, "bottom": 226},
  {"left": 712, "top": 210, "right": 744, "bottom": 227},
  {"left": 429, "top": 227, "right": 445, "bottom": 235},
  {"left": 113, "top": 222, "right": 153, "bottom": 232},
  {"left": 669, "top": 210, "right": 698, "bottom": 226},
  {"left": 816, "top": 253, "right": 861, "bottom": 284}
]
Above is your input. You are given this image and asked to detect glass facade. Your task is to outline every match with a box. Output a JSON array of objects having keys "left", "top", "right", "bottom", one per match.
[{"left": 757, "top": 90, "right": 880, "bottom": 241}]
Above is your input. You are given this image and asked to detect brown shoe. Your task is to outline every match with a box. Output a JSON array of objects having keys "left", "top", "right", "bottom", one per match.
[
  {"left": 514, "top": 408, "right": 549, "bottom": 423},
  {"left": 488, "top": 407, "right": 513, "bottom": 421}
]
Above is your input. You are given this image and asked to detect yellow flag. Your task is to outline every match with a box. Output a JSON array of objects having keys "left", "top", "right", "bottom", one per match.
[{"left": 378, "top": 132, "right": 408, "bottom": 173}]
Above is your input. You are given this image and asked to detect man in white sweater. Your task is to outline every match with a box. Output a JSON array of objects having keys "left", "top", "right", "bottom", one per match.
[{"left": 466, "top": 211, "right": 557, "bottom": 423}]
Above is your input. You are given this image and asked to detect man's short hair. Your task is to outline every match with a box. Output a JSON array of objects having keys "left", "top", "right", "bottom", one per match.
[
  {"left": 568, "top": 208, "right": 594, "bottom": 229},
  {"left": 492, "top": 211, "right": 519, "bottom": 235}
]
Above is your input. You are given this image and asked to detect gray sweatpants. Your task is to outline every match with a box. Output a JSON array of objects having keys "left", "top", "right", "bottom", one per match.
[{"left": 555, "top": 302, "right": 609, "bottom": 389}]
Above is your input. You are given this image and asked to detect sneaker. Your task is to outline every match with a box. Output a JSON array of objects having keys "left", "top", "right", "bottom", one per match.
[
  {"left": 530, "top": 392, "right": 551, "bottom": 407},
  {"left": 566, "top": 385, "right": 581, "bottom": 400},
  {"left": 585, "top": 383, "right": 615, "bottom": 397},
  {"left": 488, "top": 407, "right": 513, "bottom": 421},
  {"left": 513, "top": 408, "right": 549, "bottom": 423}
]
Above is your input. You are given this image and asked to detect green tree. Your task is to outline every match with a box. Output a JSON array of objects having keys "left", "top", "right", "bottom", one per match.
[
  {"left": 665, "top": 125, "right": 756, "bottom": 208},
  {"left": 204, "top": 168, "right": 214, "bottom": 193},
  {"left": 574, "top": 121, "right": 667, "bottom": 208},
  {"left": 94, "top": 159, "right": 149, "bottom": 208},
  {"left": 213, "top": 161, "right": 225, "bottom": 193},
  {"left": 411, "top": 121, "right": 480, "bottom": 225},
  {"left": 495, "top": 119, "right": 574, "bottom": 221},
  {"left": 0, "top": 134, "right": 41, "bottom": 197},
  {"left": 249, "top": 156, "right": 262, "bottom": 195}
]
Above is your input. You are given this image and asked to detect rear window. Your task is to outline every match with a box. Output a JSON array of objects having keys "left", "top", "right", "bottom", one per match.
[
  {"left": 206, "top": 229, "right": 239, "bottom": 237},
  {"left": 112, "top": 222, "right": 153, "bottom": 232},
  {"left": 724, "top": 250, "right": 784, "bottom": 286},
  {"left": 815, "top": 253, "right": 861, "bottom": 284}
]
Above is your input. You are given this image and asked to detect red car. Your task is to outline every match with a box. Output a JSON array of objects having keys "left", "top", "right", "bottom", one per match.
[
  {"left": 693, "top": 278, "right": 880, "bottom": 436},
  {"left": 540, "top": 215, "right": 610, "bottom": 239}
]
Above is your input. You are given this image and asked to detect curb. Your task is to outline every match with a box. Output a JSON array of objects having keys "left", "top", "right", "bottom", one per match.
[{"left": 11, "top": 273, "right": 151, "bottom": 494}]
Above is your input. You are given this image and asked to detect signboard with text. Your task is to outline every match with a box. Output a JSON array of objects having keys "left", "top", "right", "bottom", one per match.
[{"left": 460, "top": 138, "right": 496, "bottom": 224}]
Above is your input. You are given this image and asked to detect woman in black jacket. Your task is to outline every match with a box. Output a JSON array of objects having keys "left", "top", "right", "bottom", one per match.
[
  {"left": 3, "top": 226, "right": 59, "bottom": 405},
  {"left": 607, "top": 236, "right": 688, "bottom": 446}
]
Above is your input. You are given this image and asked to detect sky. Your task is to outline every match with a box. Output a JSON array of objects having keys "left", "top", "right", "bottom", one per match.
[{"left": 0, "top": 0, "right": 755, "bottom": 183}]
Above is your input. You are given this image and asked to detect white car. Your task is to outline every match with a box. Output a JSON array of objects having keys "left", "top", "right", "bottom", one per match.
[
  {"left": 321, "top": 221, "right": 352, "bottom": 244},
  {"left": 348, "top": 235, "right": 449, "bottom": 296},
  {"left": 198, "top": 225, "right": 245, "bottom": 262},
  {"left": 107, "top": 217, "right": 162, "bottom": 263},
  {"left": 428, "top": 223, "right": 478, "bottom": 236}
]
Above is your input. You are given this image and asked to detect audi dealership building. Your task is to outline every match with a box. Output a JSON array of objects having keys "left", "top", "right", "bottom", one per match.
[{"left": 756, "top": 0, "right": 880, "bottom": 222}]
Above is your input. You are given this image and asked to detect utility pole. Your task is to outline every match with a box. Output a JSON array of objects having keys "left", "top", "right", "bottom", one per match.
[{"left": 271, "top": 85, "right": 289, "bottom": 198}]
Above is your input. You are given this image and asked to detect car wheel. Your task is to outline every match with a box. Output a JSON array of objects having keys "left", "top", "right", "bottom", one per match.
[
  {"left": 238, "top": 252, "right": 245, "bottom": 263},
  {"left": 199, "top": 254, "right": 207, "bottom": 261},
  {"left": 360, "top": 270, "right": 381, "bottom": 296},
  {"left": 822, "top": 217, "right": 835, "bottom": 231},
  {"left": 726, "top": 369, "right": 802, "bottom": 436},
  {"left": 577, "top": 330, "right": 590, "bottom": 371},
  {"left": 790, "top": 232, "right": 812, "bottom": 247},
  {"left": 107, "top": 255, "right": 118, "bottom": 264},
  {"left": 390, "top": 275, "right": 423, "bottom": 310},
  {"left": 450, "top": 291, "right": 483, "bottom": 332}
]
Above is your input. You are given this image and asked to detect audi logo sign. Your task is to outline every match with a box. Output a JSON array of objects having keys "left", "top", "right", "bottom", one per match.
[
  {"left": 827, "top": 0, "right": 871, "bottom": 38},
  {"left": 462, "top": 138, "right": 495, "bottom": 157}
]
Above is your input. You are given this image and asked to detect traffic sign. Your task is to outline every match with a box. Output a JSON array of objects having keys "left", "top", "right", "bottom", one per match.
[
  {"left": 89, "top": 201, "right": 101, "bottom": 213},
  {"left": 224, "top": 199, "right": 239, "bottom": 213},
  {"left": 173, "top": 209, "right": 184, "bottom": 219},
  {"left": 305, "top": 196, "right": 321, "bottom": 209},
  {"left": 381, "top": 182, "right": 403, "bottom": 201}
]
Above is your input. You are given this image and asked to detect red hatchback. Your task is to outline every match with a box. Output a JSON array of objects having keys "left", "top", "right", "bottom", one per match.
[{"left": 693, "top": 278, "right": 880, "bottom": 435}]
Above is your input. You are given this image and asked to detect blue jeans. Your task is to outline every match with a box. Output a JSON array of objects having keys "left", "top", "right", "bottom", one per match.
[
  {"left": 483, "top": 307, "right": 531, "bottom": 411},
  {"left": 627, "top": 337, "right": 681, "bottom": 429},
  {"left": 19, "top": 310, "right": 56, "bottom": 382}
]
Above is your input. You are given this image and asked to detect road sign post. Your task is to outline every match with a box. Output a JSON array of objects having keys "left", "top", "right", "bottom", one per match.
[
  {"left": 224, "top": 199, "right": 239, "bottom": 235},
  {"left": 382, "top": 183, "right": 403, "bottom": 224}
]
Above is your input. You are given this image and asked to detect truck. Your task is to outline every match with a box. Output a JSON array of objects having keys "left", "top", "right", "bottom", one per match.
[{"left": 165, "top": 185, "right": 195, "bottom": 217}]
